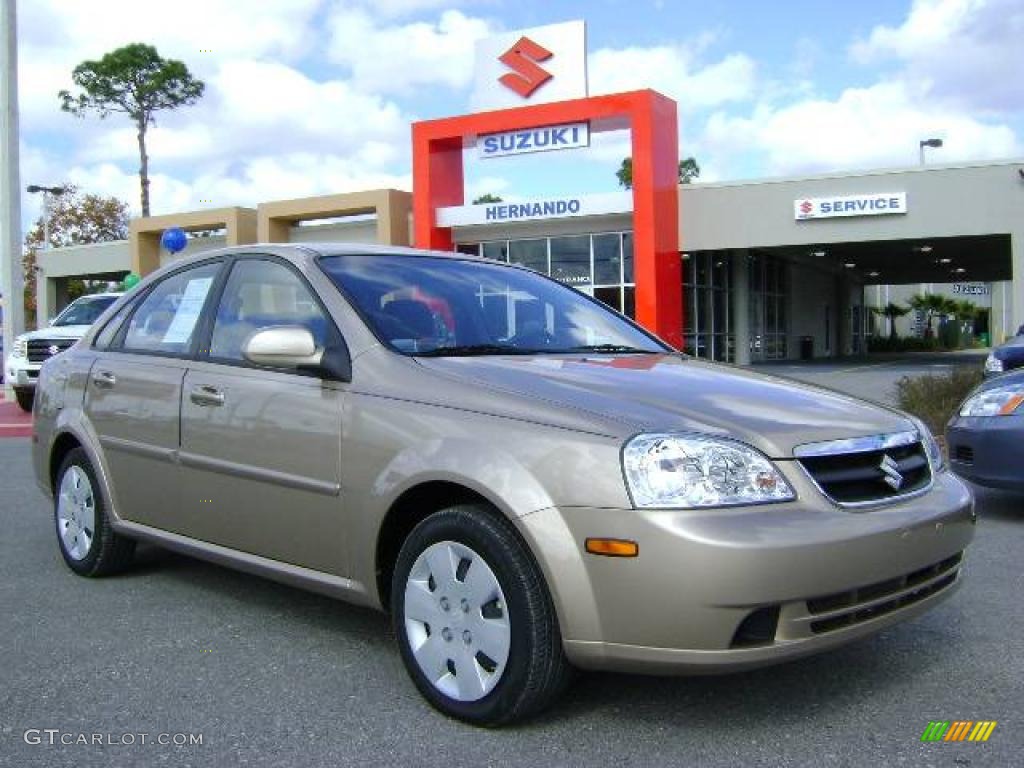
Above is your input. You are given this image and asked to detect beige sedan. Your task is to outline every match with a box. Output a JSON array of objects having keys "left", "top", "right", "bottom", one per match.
[{"left": 32, "top": 244, "right": 975, "bottom": 725}]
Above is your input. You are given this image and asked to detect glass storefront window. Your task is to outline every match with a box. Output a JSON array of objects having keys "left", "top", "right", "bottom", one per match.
[
  {"left": 482, "top": 241, "right": 509, "bottom": 262},
  {"left": 622, "top": 233, "right": 634, "bottom": 283},
  {"left": 549, "top": 235, "right": 591, "bottom": 287},
  {"left": 457, "top": 231, "right": 638, "bottom": 323},
  {"left": 593, "top": 233, "right": 621, "bottom": 285},
  {"left": 593, "top": 286, "right": 622, "bottom": 313},
  {"left": 509, "top": 239, "right": 547, "bottom": 274}
]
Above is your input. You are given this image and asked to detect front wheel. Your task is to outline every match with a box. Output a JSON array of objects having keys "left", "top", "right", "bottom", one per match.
[{"left": 392, "top": 505, "right": 572, "bottom": 726}]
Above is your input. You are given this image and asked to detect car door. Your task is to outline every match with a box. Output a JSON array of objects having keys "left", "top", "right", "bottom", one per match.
[
  {"left": 84, "top": 260, "right": 224, "bottom": 531},
  {"left": 177, "top": 256, "right": 348, "bottom": 575}
]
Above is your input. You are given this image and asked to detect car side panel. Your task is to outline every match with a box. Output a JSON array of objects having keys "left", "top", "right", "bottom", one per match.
[{"left": 177, "top": 362, "right": 347, "bottom": 574}]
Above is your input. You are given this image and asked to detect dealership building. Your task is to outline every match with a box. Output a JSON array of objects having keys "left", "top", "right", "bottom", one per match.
[
  {"left": 31, "top": 21, "right": 1024, "bottom": 364},
  {"left": 37, "top": 156, "right": 1023, "bottom": 363}
]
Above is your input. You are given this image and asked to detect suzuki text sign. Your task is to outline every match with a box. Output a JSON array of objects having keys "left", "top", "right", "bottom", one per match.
[
  {"left": 795, "top": 192, "right": 907, "bottom": 220},
  {"left": 471, "top": 21, "right": 588, "bottom": 111},
  {"left": 479, "top": 122, "right": 590, "bottom": 159}
]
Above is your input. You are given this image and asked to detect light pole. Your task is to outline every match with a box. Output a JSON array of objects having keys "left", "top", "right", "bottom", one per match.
[
  {"left": 919, "top": 138, "right": 943, "bottom": 166},
  {"left": 26, "top": 184, "right": 66, "bottom": 249}
]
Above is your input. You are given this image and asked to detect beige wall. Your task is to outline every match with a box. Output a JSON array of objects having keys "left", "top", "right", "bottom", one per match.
[{"left": 257, "top": 190, "right": 411, "bottom": 246}]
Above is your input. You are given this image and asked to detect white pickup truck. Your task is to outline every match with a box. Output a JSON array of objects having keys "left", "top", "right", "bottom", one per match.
[{"left": 5, "top": 292, "right": 122, "bottom": 411}]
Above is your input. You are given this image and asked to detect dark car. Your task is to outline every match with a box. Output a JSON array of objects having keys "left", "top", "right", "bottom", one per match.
[
  {"left": 947, "top": 368, "right": 1024, "bottom": 492},
  {"left": 985, "top": 335, "right": 1024, "bottom": 377}
]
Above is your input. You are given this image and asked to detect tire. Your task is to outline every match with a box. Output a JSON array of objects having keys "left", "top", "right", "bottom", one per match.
[
  {"left": 54, "top": 447, "right": 135, "bottom": 576},
  {"left": 392, "top": 504, "right": 572, "bottom": 726},
  {"left": 15, "top": 388, "right": 34, "bottom": 412}
]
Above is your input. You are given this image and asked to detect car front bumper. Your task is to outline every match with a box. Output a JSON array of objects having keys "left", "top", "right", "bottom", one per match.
[
  {"left": 947, "top": 415, "right": 1024, "bottom": 491},
  {"left": 5, "top": 356, "right": 40, "bottom": 389},
  {"left": 515, "top": 470, "right": 975, "bottom": 675}
]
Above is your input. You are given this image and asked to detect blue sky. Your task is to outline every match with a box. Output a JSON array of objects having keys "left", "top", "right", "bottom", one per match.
[{"left": 16, "top": 0, "right": 1023, "bottom": 226}]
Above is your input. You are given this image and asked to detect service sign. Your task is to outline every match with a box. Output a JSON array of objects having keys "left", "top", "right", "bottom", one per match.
[
  {"left": 438, "top": 192, "right": 631, "bottom": 227},
  {"left": 478, "top": 122, "right": 590, "bottom": 159},
  {"left": 795, "top": 193, "right": 907, "bottom": 220},
  {"left": 470, "top": 20, "right": 588, "bottom": 111}
]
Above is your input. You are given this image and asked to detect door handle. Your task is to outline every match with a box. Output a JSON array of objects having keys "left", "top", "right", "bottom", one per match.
[
  {"left": 91, "top": 370, "right": 116, "bottom": 388},
  {"left": 189, "top": 385, "right": 225, "bottom": 407}
]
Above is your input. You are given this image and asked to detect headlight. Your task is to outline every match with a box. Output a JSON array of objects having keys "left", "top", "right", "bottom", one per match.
[
  {"left": 959, "top": 384, "right": 1024, "bottom": 417},
  {"left": 622, "top": 433, "right": 795, "bottom": 509},
  {"left": 909, "top": 416, "right": 945, "bottom": 473},
  {"left": 984, "top": 354, "right": 1003, "bottom": 374},
  {"left": 13, "top": 337, "right": 27, "bottom": 358}
]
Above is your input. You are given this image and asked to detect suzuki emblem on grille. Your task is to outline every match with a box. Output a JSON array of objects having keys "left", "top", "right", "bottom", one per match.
[
  {"left": 879, "top": 454, "right": 904, "bottom": 490},
  {"left": 47, "top": 345, "right": 60, "bottom": 356}
]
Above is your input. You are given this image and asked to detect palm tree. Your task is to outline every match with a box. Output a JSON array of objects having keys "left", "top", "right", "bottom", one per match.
[
  {"left": 908, "top": 293, "right": 949, "bottom": 338},
  {"left": 871, "top": 302, "right": 911, "bottom": 340}
]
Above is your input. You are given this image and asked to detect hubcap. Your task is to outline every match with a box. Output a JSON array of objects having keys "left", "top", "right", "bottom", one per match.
[
  {"left": 403, "top": 540, "right": 510, "bottom": 702},
  {"left": 57, "top": 465, "right": 96, "bottom": 561}
]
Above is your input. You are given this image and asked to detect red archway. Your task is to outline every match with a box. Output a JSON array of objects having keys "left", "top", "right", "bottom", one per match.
[{"left": 411, "top": 89, "right": 683, "bottom": 349}]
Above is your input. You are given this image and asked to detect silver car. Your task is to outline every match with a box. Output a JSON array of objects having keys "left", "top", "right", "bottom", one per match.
[{"left": 32, "top": 244, "right": 975, "bottom": 725}]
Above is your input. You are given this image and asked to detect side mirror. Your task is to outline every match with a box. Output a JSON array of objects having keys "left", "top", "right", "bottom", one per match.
[{"left": 242, "top": 326, "right": 351, "bottom": 381}]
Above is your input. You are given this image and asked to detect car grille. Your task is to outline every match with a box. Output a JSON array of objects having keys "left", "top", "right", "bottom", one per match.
[
  {"left": 27, "top": 338, "right": 76, "bottom": 363},
  {"left": 805, "top": 553, "right": 962, "bottom": 635},
  {"left": 797, "top": 441, "right": 932, "bottom": 505}
]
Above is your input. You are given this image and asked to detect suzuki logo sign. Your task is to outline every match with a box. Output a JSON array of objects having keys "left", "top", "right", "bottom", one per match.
[
  {"left": 471, "top": 20, "right": 588, "bottom": 111},
  {"left": 498, "top": 37, "right": 554, "bottom": 98}
]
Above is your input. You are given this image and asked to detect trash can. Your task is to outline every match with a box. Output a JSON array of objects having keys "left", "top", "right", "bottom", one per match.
[{"left": 800, "top": 336, "right": 814, "bottom": 360}]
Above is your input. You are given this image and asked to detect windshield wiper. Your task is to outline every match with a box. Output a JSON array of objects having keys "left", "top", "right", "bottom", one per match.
[
  {"left": 415, "top": 344, "right": 540, "bottom": 357},
  {"left": 557, "top": 344, "right": 662, "bottom": 354}
]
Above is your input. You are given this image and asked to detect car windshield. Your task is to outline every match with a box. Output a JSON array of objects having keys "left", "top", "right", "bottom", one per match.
[
  {"left": 319, "top": 254, "right": 669, "bottom": 356},
  {"left": 53, "top": 295, "right": 117, "bottom": 327}
]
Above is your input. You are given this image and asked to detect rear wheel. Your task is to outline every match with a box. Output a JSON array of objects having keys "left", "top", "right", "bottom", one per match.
[
  {"left": 54, "top": 448, "right": 135, "bottom": 576},
  {"left": 392, "top": 504, "right": 571, "bottom": 725},
  {"left": 14, "top": 387, "right": 33, "bottom": 412}
]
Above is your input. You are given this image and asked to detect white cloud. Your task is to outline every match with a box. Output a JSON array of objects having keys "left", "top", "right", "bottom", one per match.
[
  {"left": 326, "top": 9, "right": 493, "bottom": 94},
  {"left": 703, "top": 81, "right": 1020, "bottom": 176},
  {"left": 588, "top": 43, "right": 757, "bottom": 109},
  {"left": 850, "top": 0, "right": 1024, "bottom": 113}
]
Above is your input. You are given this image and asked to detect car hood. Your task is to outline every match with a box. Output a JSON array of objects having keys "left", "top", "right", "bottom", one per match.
[
  {"left": 19, "top": 325, "right": 90, "bottom": 340},
  {"left": 415, "top": 354, "right": 915, "bottom": 458},
  {"left": 994, "top": 336, "right": 1024, "bottom": 355}
]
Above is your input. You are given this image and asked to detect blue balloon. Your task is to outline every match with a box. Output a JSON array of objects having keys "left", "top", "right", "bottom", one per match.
[{"left": 160, "top": 227, "right": 188, "bottom": 254}]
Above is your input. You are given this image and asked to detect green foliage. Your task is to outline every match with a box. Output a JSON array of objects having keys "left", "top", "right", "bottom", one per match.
[
  {"left": 871, "top": 302, "right": 911, "bottom": 340},
  {"left": 867, "top": 335, "right": 941, "bottom": 353},
  {"left": 616, "top": 156, "right": 701, "bottom": 189},
  {"left": 472, "top": 193, "right": 503, "bottom": 204},
  {"left": 58, "top": 43, "right": 204, "bottom": 122},
  {"left": 58, "top": 43, "right": 205, "bottom": 216},
  {"left": 895, "top": 367, "right": 984, "bottom": 440},
  {"left": 22, "top": 185, "right": 130, "bottom": 328}
]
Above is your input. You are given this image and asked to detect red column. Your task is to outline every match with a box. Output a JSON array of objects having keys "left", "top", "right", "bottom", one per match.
[
  {"left": 412, "top": 129, "right": 463, "bottom": 251},
  {"left": 631, "top": 91, "right": 682, "bottom": 349}
]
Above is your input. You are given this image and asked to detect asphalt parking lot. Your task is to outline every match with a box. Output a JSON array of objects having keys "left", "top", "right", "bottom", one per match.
[{"left": 2, "top": 355, "right": 1021, "bottom": 767}]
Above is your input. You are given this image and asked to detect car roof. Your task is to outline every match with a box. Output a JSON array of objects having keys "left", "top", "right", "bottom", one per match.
[{"left": 136, "top": 242, "right": 494, "bottom": 286}]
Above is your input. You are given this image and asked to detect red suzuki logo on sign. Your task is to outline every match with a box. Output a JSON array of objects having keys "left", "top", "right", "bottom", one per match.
[{"left": 498, "top": 37, "right": 554, "bottom": 98}]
